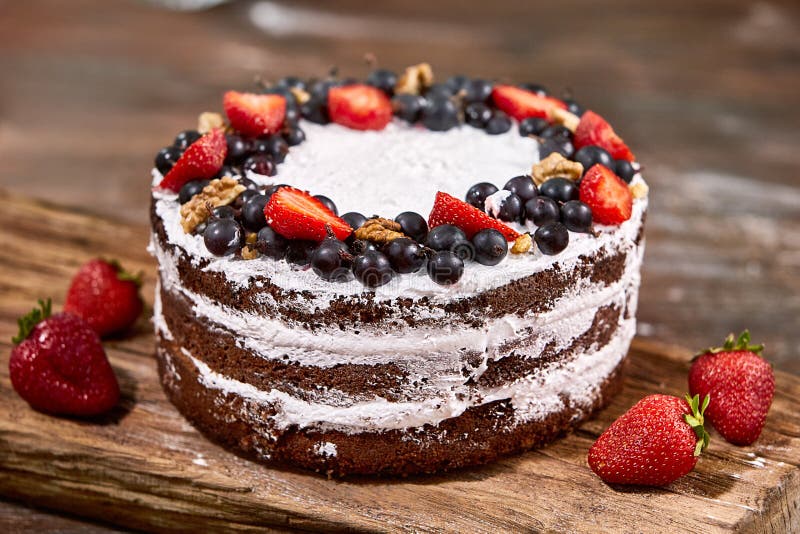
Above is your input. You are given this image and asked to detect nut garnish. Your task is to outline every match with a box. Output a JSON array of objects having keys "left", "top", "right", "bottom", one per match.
[
  {"left": 354, "top": 217, "right": 405, "bottom": 243},
  {"left": 180, "top": 177, "right": 245, "bottom": 233},
  {"left": 629, "top": 181, "right": 649, "bottom": 199},
  {"left": 511, "top": 233, "right": 532, "bottom": 254},
  {"left": 289, "top": 87, "right": 311, "bottom": 105},
  {"left": 550, "top": 107, "right": 580, "bottom": 132},
  {"left": 531, "top": 153, "right": 584, "bottom": 186},
  {"left": 197, "top": 112, "right": 225, "bottom": 134},
  {"left": 394, "top": 63, "right": 434, "bottom": 95},
  {"left": 241, "top": 245, "right": 260, "bottom": 260}
]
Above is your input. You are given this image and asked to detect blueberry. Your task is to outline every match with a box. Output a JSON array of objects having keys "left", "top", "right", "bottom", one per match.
[
  {"left": 615, "top": 159, "right": 636, "bottom": 183},
  {"left": 426, "top": 224, "right": 474, "bottom": 261},
  {"left": 574, "top": 145, "right": 614, "bottom": 173},
  {"left": 426, "top": 83, "right": 455, "bottom": 100},
  {"left": 178, "top": 179, "right": 209, "bottom": 204},
  {"left": 538, "top": 138, "right": 575, "bottom": 159},
  {"left": 520, "top": 83, "right": 548, "bottom": 96},
  {"left": 395, "top": 211, "right": 428, "bottom": 243},
  {"left": 255, "top": 226, "right": 287, "bottom": 260},
  {"left": 341, "top": 212, "right": 367, "bottom": 231},
  {"left": 203, "top": 219, "right": 243, "bottom": 256},
  {"left": 352, "top": 250, "right": 393, "bottom": 287},
  {"left": 534, "top": 222, "right": 569, "bottom": 255},
  {"left": 313, "top": 194, "right": 338, "bottom": 215},
  {"left": 174, "top": 130, "right": 201, "bottom": 150},
  {"left": 564, "top": 98, "right": 585, "bottom": 117},
  {"left": 561, "top": 200, "right": 593, "bottom": 233},
  {"left": 464, "top": 102, "right": 492, "bottom": 129},
  {"left": 285, "top": 240, "right": 316, "bottom": 265},
  {"left": 385, "top": 238, "right": 426, "bottom": 274},
  {"left": 283, "top": 126, "right": 305, "bottom": 146},
  {"left": 234, "top": 188, "right": 259, "bottom": 208},
  {"left": 463, "top": 79, "right": 493, "bottom": 104},
  {"left": 392, "top": 94, "right": 425, "bottom": 123},
  {"left": 212, "top": 205, "right": 236, "bottom": 219},
  {"left": 366, "top": 69, "right": 398, "bottom": 95},
  {"left": 155, "top": 146, "right": 182, "bottom": 175},
  {"left": 472, "top": 229, "right": 508, "bottom": 266},
  {"left": 540, "top": 125, "right": 573, "bottom": 141},
  {"left": 225, "top": 134, "right": 250, "bottom": 164},
  {"left": 519, "top": 117, "right": 549, "bottom": 137},
  {"left": 465, "top": 182, "right": 499, "bottom": 211},
  {"left": 524, "top": 196, "right": 561, "bottom": 226},
  {"left": 301, "top": 97, "right": 330, "bottom": 124},
  {"left": 311, "top": 238, "right": 351, "bottom": 281},
  {"left": 503, "top": 175, "right": 538, "bottom": 202},
  {"left": 487, "top": 192, "right": 523, "bottom": 223},
  {"left": 242, "top": 154, "right": 275, "bottom": 177},
  {"left": 539, "top": 178, "right": 579, "bottom": 203},
  {"left": 241, "top": 194, "right": 269, "bottom": 231},
  {"left": 275, "top": 76, "right": 306, "bottom": 91},
  {"left": 444, "top": 75, "right": 470, "bottom": 94},
  {"left": 421, "top": 96, "right": 460, "bottom": 131},
  {"left": 485, "top": 111, "right": 512, "bottom": 135},
  {"left": 426, "top": 251, "right": 464, "bottom": 285}
]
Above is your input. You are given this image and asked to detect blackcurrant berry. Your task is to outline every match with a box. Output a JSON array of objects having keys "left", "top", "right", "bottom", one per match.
[
  {"left": 465, "top": 182, "right": 499, "bottom": 211},
  {"left": 174, "top": 130, "right": 201, "bottom": 150},
  {"left": 385, "top": 238, "right": 426, "bottom": 273},
  {"left": 256, "top": 226, "right": 287, "bottom": 260},
  {"left": 615, "top": 159, "right": 636, "bottom": 183},
  {"left": 352, "top": 250, "right": 393, "bottom": 287},
  {"left": 574, "top": 145, "right": 614, "bottom": 173},
  {"left": 242, "top": 154, "right": 275, "bottom": 177},
  {"left": 519, "top": 117, "right": 549, "bottom": 137},
  {"left": 366, "top": 69, "right": 397, "bottom": 95},
  {"left": 204, "top": 219, "right": 243, "bottom": 256},
  {"left": 310, "top": 239, "right": 351, "bottom": 281},
  {"left": 421, "top": 96, "right": 460, "bottom": 131},
  {"left": 241, "top": 194, "right": 269, "bottom": 232},
  {"left": 485, "top": 111, "right": 512, "bottom": 135},
  {"left": 426, "top": 224, "right": 473, "bottom": 260},
  {"left": 395, "top": 211, "right": 428, "bottom": 243},
  {"left": 524, "top": 196, "right": 561, "bottom": 226},
  {"left": 503, "top": 175, "right": 538, "bottom": 202},
  {"left": 155, "top": 146, "right": 182, "bottom": 175},
  {"left": 225, "top": 134, "right": 250, "bottom": 164},
  {"left": 486, "top": 191, "right": 523, "bottom": 222},
  {"left": 464, "top": 102, "right": 492, "bottom": 129},
  {"left": 534, "top": 222, "right": 569, "bottom": 255},
  {"left": 342, "top": 212, "right": 368, "bottom": 231},
  {"left": 314, "top": 195, "right": 338, "bottom": 215},
  {"left": 178, "top": 180, "right": 209, "bottom": 204},
  {"left": 539, "top": 178, "right": 579, "bottom": 203},
  {"left": 560, "top": 200, "right": 593, "bottom": 233},
  {"left": 472, "top": 229, "right": 508, "bottom": 266},
  {"left": 392, "top": 94, "right": 425, "bottom": 123},
  {"left": 427, "top": 250, "right": 464, "bottom": 285}
]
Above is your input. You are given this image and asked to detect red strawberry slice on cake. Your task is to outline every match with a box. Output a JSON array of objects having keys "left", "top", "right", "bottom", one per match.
[
  {"left": 9, "top": 300, "right": 120, "bottom": 416},
  {"left": 264, "top": 187, "right": 352, "bottom": 242},
  {"left": 223, "top": 90, "right": 287, "bottom": 137},
  {"left": 328, "top": 84, "right": 393, "bottom": 131},
  {"left": 491, "top": 85, "right": 567, "bottom": 121},
  {"left": 574, "top": 110, "right": 635, "bottom": 161},
  {"left": 428, "top": 191, "right": 521, "bottom": 241},
  {"left": 158, "top": 128, "right": 227, "bottom": 192},
  {"left": 579, "top": 164, "right": 633, "bottom": 225}
]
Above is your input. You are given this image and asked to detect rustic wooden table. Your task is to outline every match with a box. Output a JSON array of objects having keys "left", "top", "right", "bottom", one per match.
[{"left": 1, "top": 0, "right": 798, "bottom": 531}]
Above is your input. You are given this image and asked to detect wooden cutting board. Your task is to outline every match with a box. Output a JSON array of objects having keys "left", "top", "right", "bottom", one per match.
[{"left": 0, "top": 191, "right": 798, "bottom": 533}]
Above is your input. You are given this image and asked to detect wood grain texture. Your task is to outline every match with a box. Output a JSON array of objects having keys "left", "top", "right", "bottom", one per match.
[{"left": 0, "top": 192, "right": 798, "bottom": 533}]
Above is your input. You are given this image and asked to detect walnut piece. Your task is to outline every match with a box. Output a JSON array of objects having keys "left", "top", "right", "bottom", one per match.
[
  {"left": 531, "top": 153, "right": 584, "bottom": 186},
  {"left": 180, "top": 177, "right": 246, "bottom": 233},
  {"left": 394, "top": 63, "right": 434, "bottom": 95},
  {"left": 240, "top": 245, "right": 260, "bottom": 260},
  {"left": 354, "top": 217, "right": 405, "bottom": 243},
  {"left": 510, "top": 233, "right": 532, "bottom": 254},
  {"left": 289, "top": 87, "right": 311, "bottom": 105},
  {"left": 550, "top": 107, "right": 580, "bottom": 132},
  {"left": 629, "top": 181, "right": 649, "bottom": 199},
  {"left": 197, "top": 112, "right": 225, "bottom": 134}
]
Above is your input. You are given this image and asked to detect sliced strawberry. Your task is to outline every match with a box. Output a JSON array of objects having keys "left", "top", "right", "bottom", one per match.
[
  {"left": 574, "top": 110, "right": 635, "bottom": 161},
  {"left": 490, "top": 85, "right": 567, "bottom": 121},
  {"left": 328, "top": 84, "right": 393, "bottom": 131},
  {"left": 428, "top": 191, "right": 520, "bottom": 241},
  {"left": 579, "top": 164, "right": 633, "bottom": 225},
  {"left": 158, "top": 128, "right": 227, "bottom": 192},
  {"left": 264, "top": 187, "right": 352, "bottom": 242},
  {"left": 223, "top": 90, "right": 286, "bottom": 137}
]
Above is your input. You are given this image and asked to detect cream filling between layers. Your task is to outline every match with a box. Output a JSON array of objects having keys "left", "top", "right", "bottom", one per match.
[{"left": 158, "top": 317, "right": 634, "bottom": 435}]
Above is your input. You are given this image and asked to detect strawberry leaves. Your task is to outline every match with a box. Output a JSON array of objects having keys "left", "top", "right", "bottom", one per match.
[
  {"left": 684, "top": 393, "right": 711, "bottom": 456},
  {"left": 12, "top": 299, "right": 52, "bottom": 344}
]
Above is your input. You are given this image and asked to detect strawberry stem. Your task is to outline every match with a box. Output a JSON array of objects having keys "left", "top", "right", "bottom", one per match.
[
  {"left": 684, "top": 393, "right": 711, "bottom": 457},
  {"left": 697, "top": 329, "right": 764, "bottom": 357},
  {"left": 108, "top": 258, "right": 143, "bottom": 287},
  {"left": 12, "top": 299, "right": 52, "bottom": 344}
]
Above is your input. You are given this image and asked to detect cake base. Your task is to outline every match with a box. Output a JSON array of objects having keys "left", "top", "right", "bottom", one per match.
[{"left": 156, "top": 336, "right": 627, "bottom": 477}]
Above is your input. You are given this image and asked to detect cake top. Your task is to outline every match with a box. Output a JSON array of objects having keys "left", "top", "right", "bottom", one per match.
[{"left": 151, "top": 63, "right": 648, "bottom": 293}]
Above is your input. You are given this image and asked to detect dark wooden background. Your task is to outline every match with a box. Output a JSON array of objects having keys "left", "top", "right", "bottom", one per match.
[{"left": 0, "top": 0, "right": 798, "bottom": 530}]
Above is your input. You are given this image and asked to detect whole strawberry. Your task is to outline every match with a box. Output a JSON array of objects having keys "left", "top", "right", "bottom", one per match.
[
  {"left": 9, "top": 300, "right": 120, "bottom": 416},
  {"left": 588, "top": 394, "right": 710, "bottom": 486},
  {"left": 64, "top": 259, "right": 143, "bottom": 337},
  {"left": 689, "top": 330, "right": 774, "bottom": 445}
]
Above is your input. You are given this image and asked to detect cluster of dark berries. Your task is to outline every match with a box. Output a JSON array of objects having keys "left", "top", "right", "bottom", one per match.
[{"left": 466, "top": 175, "right": 593, "bottom": 256}]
